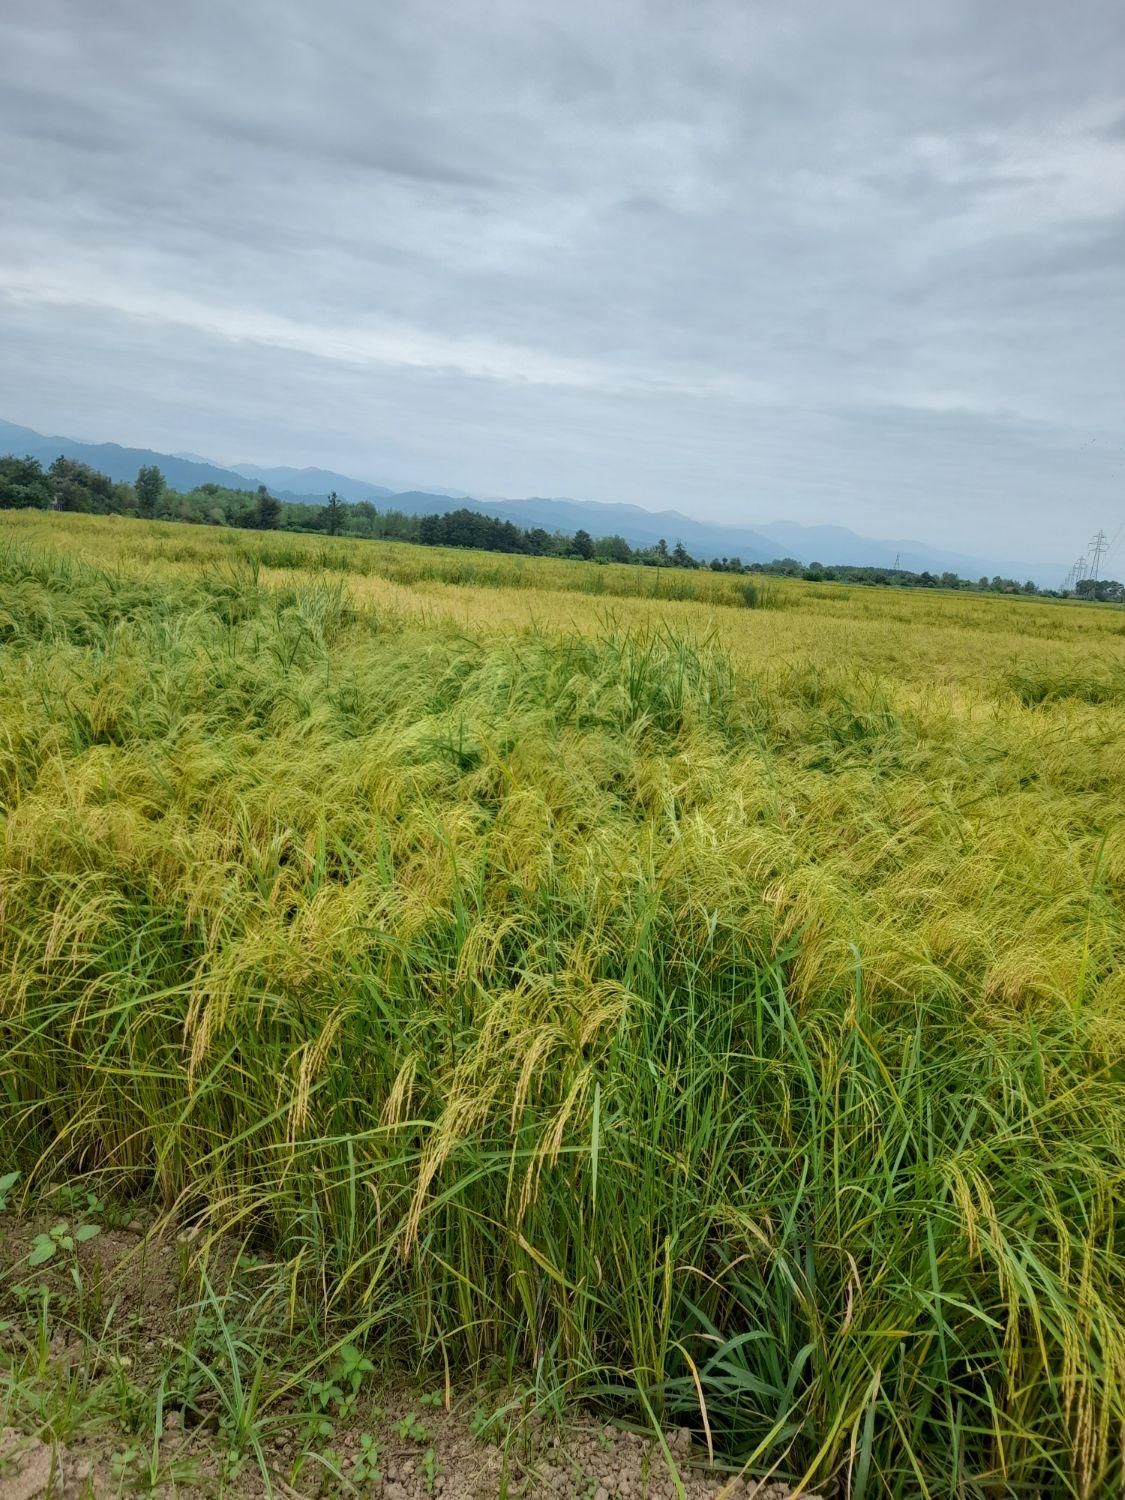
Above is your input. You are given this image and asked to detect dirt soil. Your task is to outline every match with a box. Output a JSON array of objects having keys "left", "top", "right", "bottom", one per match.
[{"left": 0, "top": 1211, "right": 803, "bottom": 1500}]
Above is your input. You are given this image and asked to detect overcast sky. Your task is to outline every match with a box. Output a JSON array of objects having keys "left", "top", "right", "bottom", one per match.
[{"left": 2, "top": 0, "right": 1123, "bottom": 561}]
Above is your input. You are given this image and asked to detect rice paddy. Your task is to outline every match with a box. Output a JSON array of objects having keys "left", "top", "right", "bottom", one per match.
[{"left": 2, "top": 509, "right": 1124, "bottom": 1496}]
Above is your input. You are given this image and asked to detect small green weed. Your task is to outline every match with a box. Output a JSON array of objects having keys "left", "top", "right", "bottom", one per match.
[
  {"left": 396, "top": 1412, "right": 430, "bottom": 1443},
  {"left": 306, "top": 1342, "right": 376, "bottom": 1425},
  {"left": 421, "top": 1445, "right": 441, "bottom": 1492},
  {"left": 27, "top": 1219, "right": 100, "bottom": 1266},
  {"left": 351, "top": 1432, "right": 382, "bottom": 1489}
]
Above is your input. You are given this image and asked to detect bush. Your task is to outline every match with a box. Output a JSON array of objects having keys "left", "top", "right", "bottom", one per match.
[{"left": 739, "top": 575, "right": 784, "bottom": 609}]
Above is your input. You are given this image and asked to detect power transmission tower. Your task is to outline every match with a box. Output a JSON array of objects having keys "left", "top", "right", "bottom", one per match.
[{"left": 1089, "top": 530, "right": 1108, "bottom": 580}]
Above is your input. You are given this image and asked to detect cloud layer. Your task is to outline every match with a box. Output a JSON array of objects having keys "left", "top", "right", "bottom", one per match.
[{"left": 2, "top": 0, "right": 1123, "bottom": 558}]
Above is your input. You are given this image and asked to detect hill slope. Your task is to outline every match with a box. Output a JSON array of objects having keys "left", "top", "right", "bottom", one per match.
[
  {"left": 231, "top": 464, "right": 398, "bottom": 504},
  {"left": 0, "top": 419, "right": 253, "bottom": 496}
]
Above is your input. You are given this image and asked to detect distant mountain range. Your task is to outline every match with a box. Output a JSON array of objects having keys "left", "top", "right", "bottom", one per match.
[
  {"left": 230, "top": 464, "right": 398, "bottom": 504},
  {"left": 0, "top": 417, "right": 1061, "bottom": 584},
  {"left": 230, "top": 464, "right": 472, "bottom": 504},
  {"left": 0, "top": 419, "right": 252, "bottom": 496}
]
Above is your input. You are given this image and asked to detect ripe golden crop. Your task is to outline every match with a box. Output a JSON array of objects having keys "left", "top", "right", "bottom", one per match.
[{"left": 2, "top": 510, "right": 1123, "bottom": 1495}]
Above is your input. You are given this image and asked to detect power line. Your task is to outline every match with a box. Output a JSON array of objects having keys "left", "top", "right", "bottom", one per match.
[{"left": 1088, "top": 530, "right": 1108, "bottom": 580}]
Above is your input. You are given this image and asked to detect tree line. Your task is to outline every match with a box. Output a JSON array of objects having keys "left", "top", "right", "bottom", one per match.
[
  {"left": 2, "top": 453, "right": 1117, "bottom": 601},
  {"left": 0, "top": 455, "right": 691, "bottom": 565}
]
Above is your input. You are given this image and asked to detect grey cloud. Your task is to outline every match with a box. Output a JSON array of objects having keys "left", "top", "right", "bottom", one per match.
[{"left": 1, "top": 0, "right": 1123, "bottom": 560}]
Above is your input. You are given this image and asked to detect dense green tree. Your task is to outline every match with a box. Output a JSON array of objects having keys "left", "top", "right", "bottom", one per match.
[
  {"left": 0, "top": 454, "right": 53, "bottom": 509},
  {"left": 348, "top": 499, "right": 378, "bottom": 535},
  {"left": 136, "top": 464, "right": 165, "bottom": 518},
  {"left": 375, "top": 508, "right": 420, "bottom": 541},
  {"left": 255, "top": 484, "right": 282, "bottom": 530},
  {"left": 525, "top": 526, "right": 555, "bottom": 555},
  {"left": 1076, "top": 577, "right": 1123, "bottom": 602},
  {"left": 571, "top": 528, "right": 594, "bottom": 560},
  {"left": 325, "top": 490, "right": 343, "bottom": 536},
  {"left": 594, "top": 533, "right": 633, "bottom": 563},
  {"left": 49, "top": 456, "right": 115, "bottom": 513},
  {"left": 416, "top": 508, "right": 541, "bottom": 553}
]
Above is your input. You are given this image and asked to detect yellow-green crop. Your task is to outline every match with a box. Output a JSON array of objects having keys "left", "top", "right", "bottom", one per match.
[{"left": 2, "top": 510, "right": 1123, "bottom": 1496}]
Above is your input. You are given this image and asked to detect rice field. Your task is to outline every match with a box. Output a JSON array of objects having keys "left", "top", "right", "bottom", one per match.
[{"left": 1, "top": 509, "right": 1124, "bottom": 1496}]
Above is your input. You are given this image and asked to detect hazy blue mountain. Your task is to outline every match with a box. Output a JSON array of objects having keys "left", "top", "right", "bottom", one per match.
[
  {"left": 231, "top": 464, "right": 397, "bottom": 503},
  {"left": 747, "top": 520, "right": 1049, "bottom": 581},
  {"left": 0, "top": 419, "right": 252, "bottom": 494},
  {"left": 233, "top": 463, "right": 473, "bottom": 503},
  {"left": 0, "top": 417, "right": 1061, "bottom": 583}
]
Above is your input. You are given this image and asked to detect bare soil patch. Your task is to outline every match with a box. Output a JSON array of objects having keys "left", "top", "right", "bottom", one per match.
[{"left": 0, "top": 1211, "right": 801, "bottom": 1500}]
